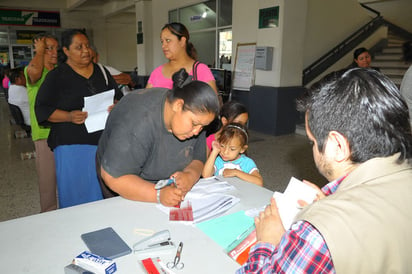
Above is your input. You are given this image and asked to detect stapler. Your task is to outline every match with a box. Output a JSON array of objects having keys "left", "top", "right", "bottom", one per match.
[{"left": 133, "top": 230, "right": 175, "bottom": 258}]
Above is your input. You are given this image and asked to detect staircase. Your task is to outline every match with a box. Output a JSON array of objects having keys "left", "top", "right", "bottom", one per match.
[
  {"left": 372, "top": 32, "right": 409, "bottom": 87},
  {"left": 295, "top": 30, "right": 411, "bottom": 136}
]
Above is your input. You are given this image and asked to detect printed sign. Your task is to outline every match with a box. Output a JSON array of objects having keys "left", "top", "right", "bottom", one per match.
[{"left": 0, "top": 9, "right": 60, "bottom": 27}]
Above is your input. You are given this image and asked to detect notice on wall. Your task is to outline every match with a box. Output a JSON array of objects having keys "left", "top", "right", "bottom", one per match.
[{"left": 232, "top": 43, "right": 256, "bottom": 91}]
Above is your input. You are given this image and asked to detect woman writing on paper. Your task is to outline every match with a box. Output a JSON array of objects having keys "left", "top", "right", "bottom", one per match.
[
  {"left": 35, "top": 29, "right": 123, "bottom": 208},
  {"left": 97, "top": 69, "right": 220, "bottom": 207}
]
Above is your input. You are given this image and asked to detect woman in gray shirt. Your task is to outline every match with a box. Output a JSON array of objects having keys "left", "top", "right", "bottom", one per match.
[{"left": 97, "top": 69, "right": 220, "bottom": 207}]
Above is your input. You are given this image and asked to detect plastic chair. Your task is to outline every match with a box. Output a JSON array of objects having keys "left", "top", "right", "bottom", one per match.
[{"left": 8, "top": 103, "right": 31, "bottom": 136}]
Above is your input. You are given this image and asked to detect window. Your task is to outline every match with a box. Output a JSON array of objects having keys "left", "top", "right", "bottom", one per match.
[{"left": 169, "top": 0, "right": 232, "bottom": 69}]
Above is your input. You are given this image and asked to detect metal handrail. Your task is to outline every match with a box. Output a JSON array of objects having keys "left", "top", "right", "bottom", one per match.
[{"left": 302, "top": 15, "right": 384, "bottom": 85}]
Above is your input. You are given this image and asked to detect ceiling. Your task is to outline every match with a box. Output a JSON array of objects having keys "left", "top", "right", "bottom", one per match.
[{"left": 0, "top": 0, "right": 410, "bottom": 32}]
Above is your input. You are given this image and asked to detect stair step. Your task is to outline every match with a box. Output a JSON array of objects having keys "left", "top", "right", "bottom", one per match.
[
  {"left": 372, "top": 61, "right": 410, "bottom": 68},
  {"left": 389, "top": 77, "right": 403, "bottom": 85},
  {"left": 380, "top": 68, "right": 408, "bottom": 75},
  {"left": 374, "top": 54, "right": 403, "bottom": 60},
  {"left": 388, "top": 41, "right": 405, "bottom": 47},
  {"left": 388, "top": 37, "right": 406, "bottom": 43},
  {"left": 382, "top": 48, "right": 403, "bottom": 54}
]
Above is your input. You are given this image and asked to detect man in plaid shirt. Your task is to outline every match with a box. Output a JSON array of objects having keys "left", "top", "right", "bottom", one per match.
[{"left": 237, "top": 68, "right": 412, "bottom": 273}]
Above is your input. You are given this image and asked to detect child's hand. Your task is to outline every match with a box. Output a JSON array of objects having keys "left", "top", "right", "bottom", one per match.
[
  {"left": 211, "top": 140, "right": 221, "bottom": 153},
  {"left": 222, "top": 168, "right": 238, "bottom": 178}
]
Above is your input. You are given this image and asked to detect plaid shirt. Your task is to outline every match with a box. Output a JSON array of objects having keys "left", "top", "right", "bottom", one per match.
[{"left": 236, "top": 177, "right": 346, "bottom": 274}]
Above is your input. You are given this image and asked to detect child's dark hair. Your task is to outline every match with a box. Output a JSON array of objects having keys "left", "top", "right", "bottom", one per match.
[
  {"left": 218, "top": 122, "right": 249, "bottom": 147},
  {"left": 206, "top": 100, "right": 249, "bottom": 136}
]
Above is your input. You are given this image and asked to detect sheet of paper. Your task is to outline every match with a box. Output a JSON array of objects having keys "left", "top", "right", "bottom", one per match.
[
  {"left": 156, "top": 176, "right": 239, "bottom": 223},
  {"left": 196, "top": 210, "right": 254, "bottom": 250},
  {"left": 273, "top": 177, "right": 318, "bottom": 229},
  {"left": 83, "top": 89, "right": 114, "bottom": 133}
]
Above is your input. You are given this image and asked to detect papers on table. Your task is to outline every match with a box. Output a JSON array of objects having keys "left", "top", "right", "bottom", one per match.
[
  {"left": 273, "top": 177, "right": 318, "bottom": 229},
  {"left": 196, "top": 210, "right": 257, "bottom": 265},
  {"left": 83, "top": 89, "right": 114, "bottom": 133},
  {"left": 196, "top": 210, "right": 254, "bottom": 251},
  {"left": 157, "top": 177, "right": 239, "bottom": 224}
]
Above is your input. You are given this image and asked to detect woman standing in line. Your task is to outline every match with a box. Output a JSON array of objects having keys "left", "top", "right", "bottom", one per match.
[
  {"left": 146, "top": 22, "right": 220, "bottom": 100},
  {"left": 35, "top": 29, "right": 123, "bottom": 208}
]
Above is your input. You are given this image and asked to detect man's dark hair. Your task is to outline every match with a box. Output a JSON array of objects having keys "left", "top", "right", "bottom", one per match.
[{"left": 297, "top": 68, "right": 412, "bottom": 163}]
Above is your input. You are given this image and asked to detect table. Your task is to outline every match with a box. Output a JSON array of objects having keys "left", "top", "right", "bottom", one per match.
[{"left": 0, "top": 177, "right": 273, "bottom": 273}]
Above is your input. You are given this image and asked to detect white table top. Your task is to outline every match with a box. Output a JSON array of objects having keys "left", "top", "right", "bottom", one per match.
[{"left": 0, "top": 177, "right": 273, "bottom": 273}]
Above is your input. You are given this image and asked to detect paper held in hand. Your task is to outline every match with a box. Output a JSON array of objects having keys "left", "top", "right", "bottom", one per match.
[
  {"left": 273, "top": 177, "right": 318, "bottom": 229},
  {"left": 83, "top": 89, "right": 114, "bottom": 133}
]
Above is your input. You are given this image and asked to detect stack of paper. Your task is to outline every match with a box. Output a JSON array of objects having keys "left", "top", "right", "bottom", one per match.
[
  {"left": 273, "top": 177, "right": 318, "bottom": 229},
  {"left": 158, "top": 177, "right": 239, "bottom": 224}
]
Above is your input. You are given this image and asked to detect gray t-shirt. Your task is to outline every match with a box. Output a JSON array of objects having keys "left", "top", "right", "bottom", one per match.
[{"left": 97, "top": 88, "right": 206, "bottom": 182}]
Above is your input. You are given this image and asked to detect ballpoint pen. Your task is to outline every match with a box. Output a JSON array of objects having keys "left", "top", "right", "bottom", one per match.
[{"left": 155, "top": 177, "right": 176, "bottom": 190}]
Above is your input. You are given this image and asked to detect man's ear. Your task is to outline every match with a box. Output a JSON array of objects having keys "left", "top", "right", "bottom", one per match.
[{"left": 327, "top": 131, "right": 350, "bottom": 162}]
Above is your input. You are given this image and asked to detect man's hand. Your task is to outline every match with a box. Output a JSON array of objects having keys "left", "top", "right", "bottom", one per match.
[
  {"left": 297, "top": 179, "right": 326, "bottom": 208},
  {"left": 255, "top": 197, "right": 286, "bottom": 246}
]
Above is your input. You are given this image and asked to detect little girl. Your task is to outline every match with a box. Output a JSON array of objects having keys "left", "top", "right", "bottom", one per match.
[
  {"left": 206, "top": 100, "right": 249, "bottom": 152},
  {"left": 202, "top": 123, "right": 263, "bottom": 186}
]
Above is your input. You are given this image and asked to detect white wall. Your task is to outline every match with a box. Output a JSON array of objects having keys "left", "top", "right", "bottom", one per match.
[
  {"left": 303, "top": 0, "right": 372, "bottom": 68},
  {"left": 232, "top": 0, "right": 278, "bottom": 86},
  {"left": 306, "top": 26, "right": 388, "bottom": 87},
  {"left": 150, "top": 0, "right": 204, "bottom": 68},
  {"left": 136, "top": 0, "right": 153, "bottom": 75},
  {"left": 61, "top": 10, "right": 137, "bottom": 72},
  {"left": 279, "top": 0, "right": 307, "bottom": 86},
  {"left": 105, "top": 20, "right": 136, "bottom": 71},
  {"left": 233, "top": 0, "right": 301, "bottom": 87}
]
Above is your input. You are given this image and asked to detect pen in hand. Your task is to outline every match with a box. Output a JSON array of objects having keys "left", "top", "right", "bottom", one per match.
[{"left": 155, "top": 177, "right": 176, "bottom": 190}]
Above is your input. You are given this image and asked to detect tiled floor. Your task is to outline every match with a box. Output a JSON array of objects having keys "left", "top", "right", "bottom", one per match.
[{"left": 0, "top": 95, "right": 326, "bottom": 222}]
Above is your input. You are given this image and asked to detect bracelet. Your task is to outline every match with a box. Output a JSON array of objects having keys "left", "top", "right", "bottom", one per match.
[{"left": 156, "top": 189, "right": 161, "bottom": 204}]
